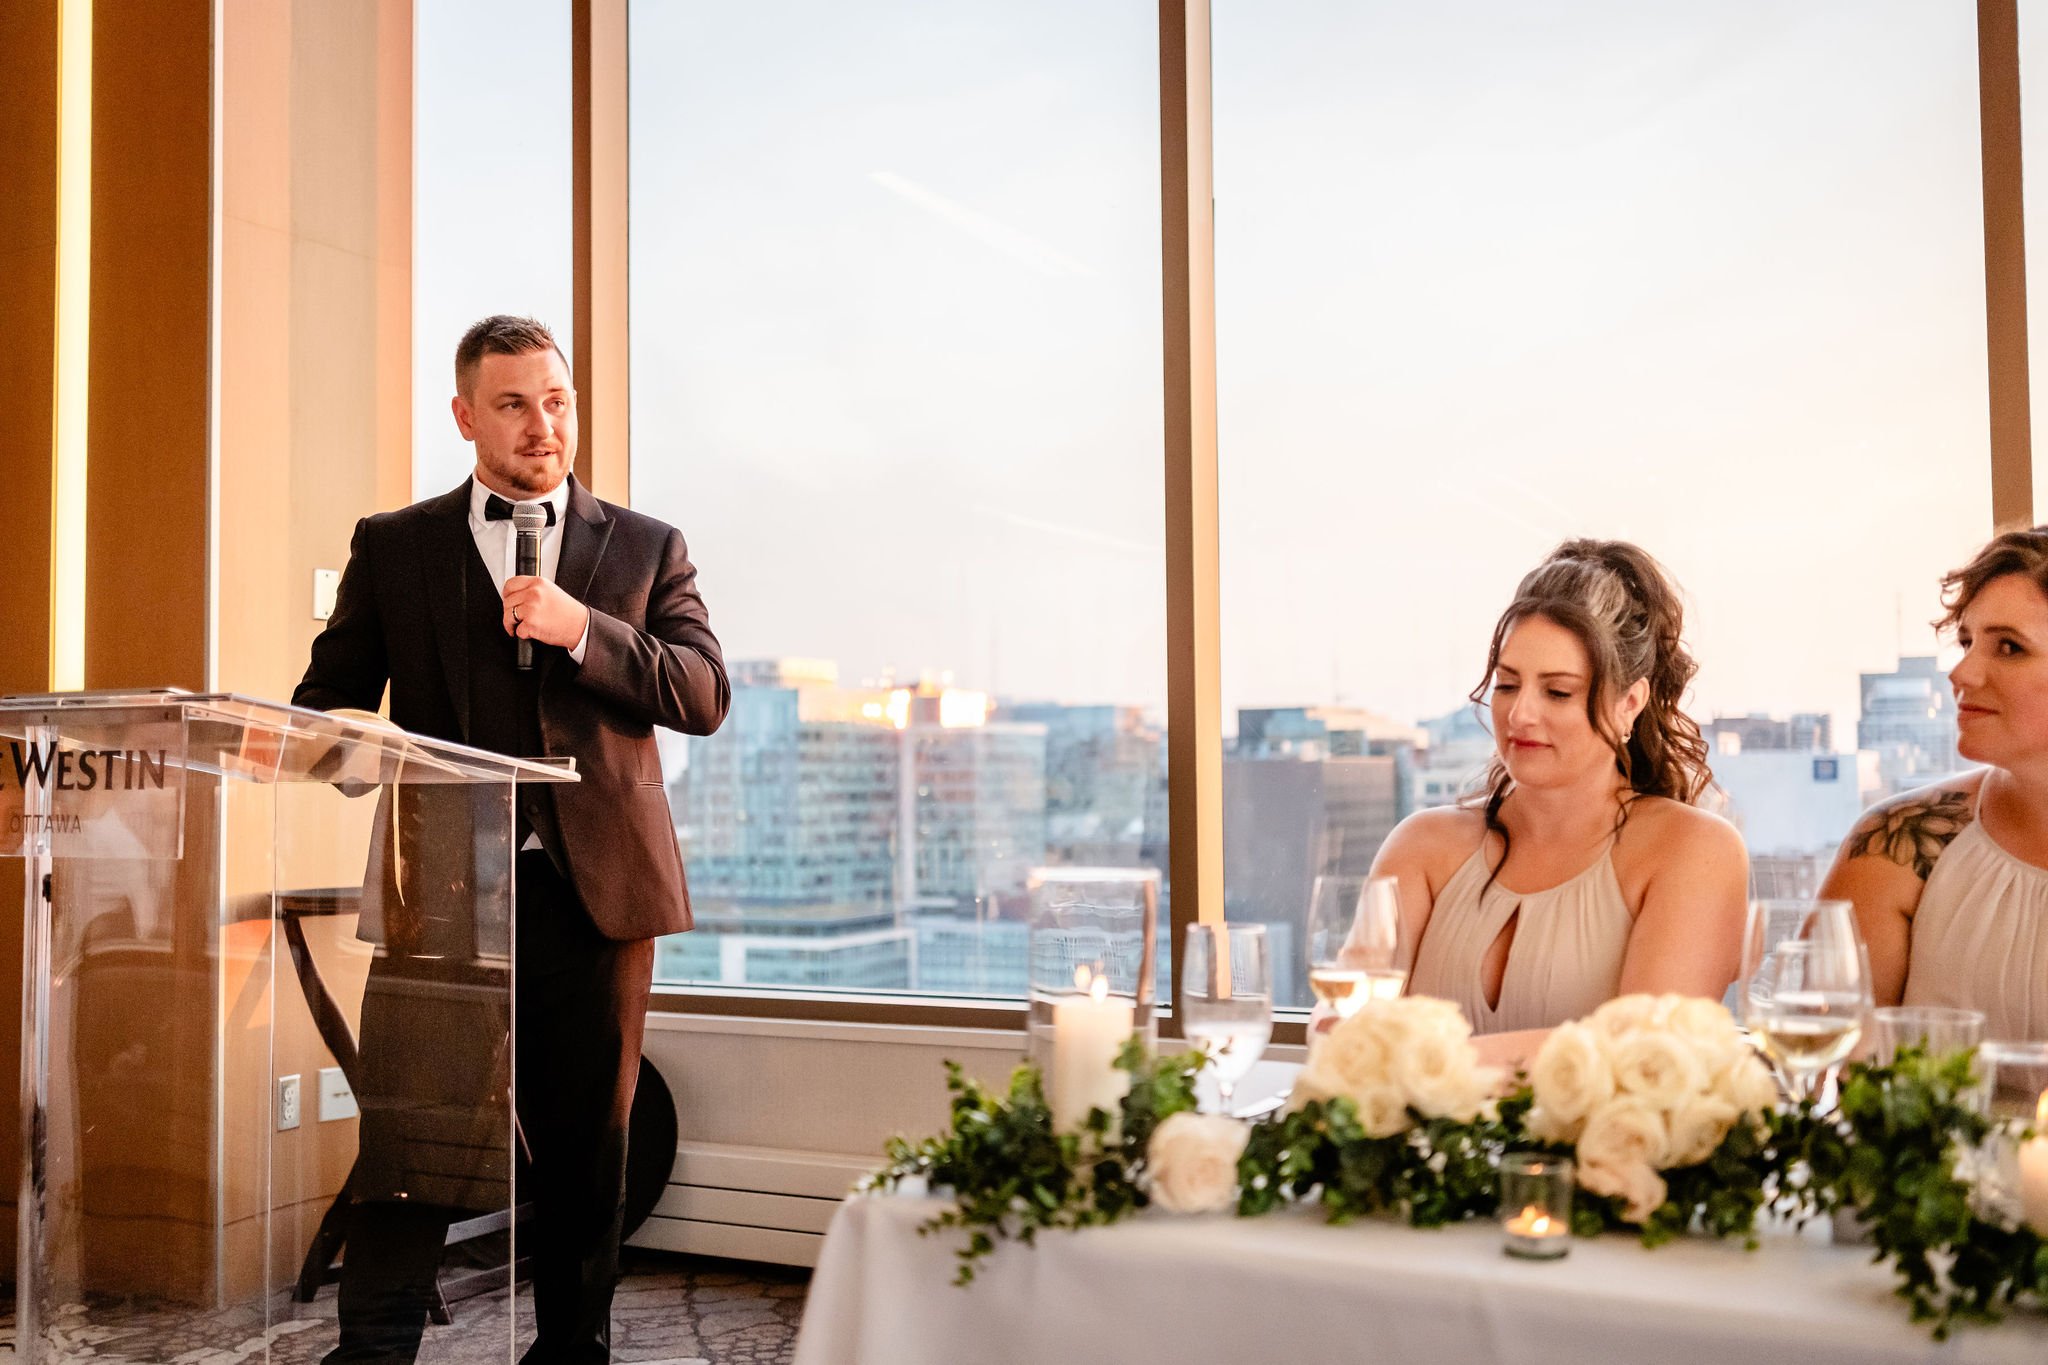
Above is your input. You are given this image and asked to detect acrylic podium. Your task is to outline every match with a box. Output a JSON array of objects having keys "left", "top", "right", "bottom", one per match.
[{"left": 0, "top": 691, "right": 576, "bottom": 1365}]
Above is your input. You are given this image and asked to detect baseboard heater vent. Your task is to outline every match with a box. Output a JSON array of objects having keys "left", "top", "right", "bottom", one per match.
[{"left": 628, "top": 1142, "right": 870, "bottom": 1268}]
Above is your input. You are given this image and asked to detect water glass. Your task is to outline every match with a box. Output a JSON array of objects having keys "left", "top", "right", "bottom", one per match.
[{"left": 1181, "top": 924, "right": 1272, "bottom": 1114}]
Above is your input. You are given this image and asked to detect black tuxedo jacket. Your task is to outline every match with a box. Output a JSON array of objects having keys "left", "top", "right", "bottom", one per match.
[{"left": 293, "top": 475, "right": 728, "bottom": 940}]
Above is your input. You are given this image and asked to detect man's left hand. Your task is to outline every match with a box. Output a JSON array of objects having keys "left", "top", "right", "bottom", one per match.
[{"left": 502, "top": 576, "right": 590, "bottom": 650}]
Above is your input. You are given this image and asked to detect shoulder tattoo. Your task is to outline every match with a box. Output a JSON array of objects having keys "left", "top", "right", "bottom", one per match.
[{"left": 1843, "top": 790, "right": 1975, "bottom": 880}]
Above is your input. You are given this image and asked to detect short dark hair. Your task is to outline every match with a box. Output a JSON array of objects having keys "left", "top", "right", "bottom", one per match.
[
  {"left": 1938, "top": 526, "right": 2048, "bottom": 632},
  {"left": 454, "top": 315, "right": 567, "bottom": 396}
]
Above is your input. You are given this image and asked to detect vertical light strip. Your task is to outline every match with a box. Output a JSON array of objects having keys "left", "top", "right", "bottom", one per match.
[
  {"left": 205, "top": 0, "right": 224, "bottom": 689},
  {"left": 1980, "top": 0, "right": 2033, "bottom": 529},
  {"left": 1160, "top": 0, "right": 1223, "bottom": 1036},
  {"left": 50, "top": 0, "right": 91, "bottom": 692}
]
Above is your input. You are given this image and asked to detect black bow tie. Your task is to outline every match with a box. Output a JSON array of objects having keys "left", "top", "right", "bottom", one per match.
[{"left": 484, "top": 494, "right": 557, "bottom": 526}]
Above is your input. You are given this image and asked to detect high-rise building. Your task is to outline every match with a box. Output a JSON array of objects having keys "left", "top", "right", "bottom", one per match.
[
  {"left": 680, "top": 666, "right": 899, "bottom": 908},
  {"left": 998, "top": 702, "right": 1165, "bottom": 868},
  {"left": 1223, "top": 710, "right": 1403, "bottom": 1008},
  {"left": 904, "top": 700, "right": 1048, "bottom": 916},
  {"left": 1412, "top": 705, "right": 1497, "bottom": 811},
  {"left": 1857, "top": 657, "right": 1961, "bottom": 798},
  {"left": 1705, "top": 712, "right": 1833, "bottom": 754}
]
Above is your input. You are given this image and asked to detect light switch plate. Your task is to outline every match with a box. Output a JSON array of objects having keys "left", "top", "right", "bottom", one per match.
[
  {"left": 319, "top": 1066, "right": 358, "bottom": 1121},
  {"left": 313, "top": 569, "right": 341, "bottom": 621}
]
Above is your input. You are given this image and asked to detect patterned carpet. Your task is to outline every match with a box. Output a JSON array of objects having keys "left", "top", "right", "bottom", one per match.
[{"left": 2, "top": 1251, "right": 809, "bottom": 1365}]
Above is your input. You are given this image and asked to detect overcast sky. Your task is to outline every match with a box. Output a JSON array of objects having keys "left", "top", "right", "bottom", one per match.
[{"left": 419, "top": 1, "right": 2028, "bottom": 743}]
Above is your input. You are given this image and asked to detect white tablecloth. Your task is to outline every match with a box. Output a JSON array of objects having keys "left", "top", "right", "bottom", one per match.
[{"left": 792, "top": 1194, "right": 2048, "bottom": 1365}]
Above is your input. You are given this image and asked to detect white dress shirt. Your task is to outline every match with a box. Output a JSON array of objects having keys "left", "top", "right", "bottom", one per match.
[
  {"left": 466, "top": 476, "right": 590, "bottom": 665},
  {"left": 468, "top": 476, "right": 586, "bottom": 853}
]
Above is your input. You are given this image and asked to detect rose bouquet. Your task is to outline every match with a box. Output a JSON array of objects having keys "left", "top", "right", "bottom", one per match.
[
  {"left": 1292, "top": 995, "right": 1503, "bottom": 1129},
  {"left": 1523, "top": 993, "right": 1781, "bottom": 1240},
  {"left": 1239, "top": 996, "right": 1512, "bottom": 1224}
]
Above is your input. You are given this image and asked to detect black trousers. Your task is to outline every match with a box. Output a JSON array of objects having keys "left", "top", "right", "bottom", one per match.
[{"left": 326, "top": 850, "right": 655, "bottom": 1365}]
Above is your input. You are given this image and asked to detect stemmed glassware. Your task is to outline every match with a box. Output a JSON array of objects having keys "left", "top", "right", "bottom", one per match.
[
  {"left": 1739, "top": 899, "right": 1872, "bottom": 1106},
  {"left": 1181, "top": 923, "right": 1272, "bottom": 1114},
  {"left": 1307, "top": 874, "right": 1403, "bottom": 1020}
]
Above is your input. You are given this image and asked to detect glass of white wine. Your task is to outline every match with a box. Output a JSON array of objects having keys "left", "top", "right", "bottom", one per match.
[
  {"left": 1182, "top": 923, "right": 1272, "bottom": 1114},
  {"left": 1307, "top": 874, "right": 1402, "bottom": 1019},
  {"left": 1740, "top": 899, "right": 1870, "bottom": 1105}
]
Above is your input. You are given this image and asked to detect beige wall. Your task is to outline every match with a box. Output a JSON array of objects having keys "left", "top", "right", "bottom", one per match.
[
  {"left": 3, "top": 0, "right": 414, "bottom": 1303},
  {"left": 219, "top": 0, "right": 412, "bottom": 705}
]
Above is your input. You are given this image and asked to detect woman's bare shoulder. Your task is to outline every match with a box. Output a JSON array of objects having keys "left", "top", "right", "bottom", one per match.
[
  {"left": 1832, "top": 771, "right": 1984, "bottom": 881},
  {"left": 1619, "top": 795, "right": 1746, "bottom": 866},
  {"left": 1377, "top": 804, "right": 1487, "bottom": 870}
]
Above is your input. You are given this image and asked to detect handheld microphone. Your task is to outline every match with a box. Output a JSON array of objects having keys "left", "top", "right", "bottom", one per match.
[{"left": 512, "top": 502, "right": 547, "bottom": 671}]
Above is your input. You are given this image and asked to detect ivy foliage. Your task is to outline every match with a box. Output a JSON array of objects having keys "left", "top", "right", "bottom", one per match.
[
  {"left": 1236, "top": 1091, "right": 1524, "bottom": 1227},
  {"left": 862, "top": 1041, "right": 1203, "bottom": 1284},
  {"left": 1786, "top": 1045, "right": 2048, "bottom": 1338}
]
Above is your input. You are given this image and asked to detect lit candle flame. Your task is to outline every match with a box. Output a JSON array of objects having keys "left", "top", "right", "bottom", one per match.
[
  {"left": 2036, "top": 1089, "right": 2047, "bottom": 1129},
  {"left": 1090, "top": 974, "right": 1109, "bottom": 1004},
  {"left": 1073, "top": 964, "right": 1091, "bottom": 991}
]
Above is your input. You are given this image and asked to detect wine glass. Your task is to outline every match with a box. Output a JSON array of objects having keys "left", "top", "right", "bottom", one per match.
[
  {"left": 1181, "top": 923, "right": 1272, "bottom": 1114},
  {"left": 1740, "top": 899, "right": 1871, "bottom": 1105},
  {"left": 1307, "top": 874, "right": 1403, "bottom": 1020}
]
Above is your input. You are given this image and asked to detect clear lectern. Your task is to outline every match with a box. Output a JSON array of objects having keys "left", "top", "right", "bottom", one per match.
[{"left": 0, "top": 691, "right": 576, "bottom": 1364}]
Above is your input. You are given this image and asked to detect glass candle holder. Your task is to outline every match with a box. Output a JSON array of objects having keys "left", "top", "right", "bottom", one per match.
[
  {"left": 1499, "top": 1153, "right": 1573, "bottom": 1260},
  {"left": 1981, "top": 1041, "right": 2048, "bottom": 1122},
  {"left": 1871, "top": 1005, "right": 1986, "bottom": 1066},
  {"left": 1026, "top": 868, "right": 1159, "bottom": 1134}
]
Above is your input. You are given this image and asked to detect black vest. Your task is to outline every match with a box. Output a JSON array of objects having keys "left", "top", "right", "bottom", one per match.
[{"left": 463, "top": 545, "right": 564, "bottom": 867}]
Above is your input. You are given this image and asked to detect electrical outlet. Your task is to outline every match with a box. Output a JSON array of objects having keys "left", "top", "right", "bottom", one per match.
[
  {"left": 318, "top": 1067, "right": 358, "bottom": 1121},
  {"left": 277, "top": 1074, "right": 301, "bottom": 1131}
]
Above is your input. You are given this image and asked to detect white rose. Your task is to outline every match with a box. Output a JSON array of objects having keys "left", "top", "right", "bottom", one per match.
[
  {"left": 1289, "top": 1058, "right": 1340, "bottom": 1111},
  {"left": 1393, "top": 1026, "right": 1485, "bottom": 1119},
  {"left": 1352, "top": 1082, "right": 1415, "bottom": 1139},
  {"left": 1591, "top": 994, "right": 1663, "bottom": 1041},
  {"left": 1580, "top": 1158, "right": 1669, "bottom": 1224},
  {"left": 1576, "top": 1097, "right": 1671, "bottom": 1173},
  {"left": 1666, "top": 996, "right": 1744, "bottom": 1068},
  {"left": 1314, "top": 1012, "right": 1397, "bottom": 1095},
  {"left": 1609, "top": 1030, "right": 1706, "bottom": 1111},
  {"left": 1712, "top": 1054, "right": 1783, "bottom": 1119},
  {"left": 1146, "top": 1112, "right": 1249, "bottom": 1214},
  {"left": 1525, "top": 1103, "right": 1584, "bottom": 1147},
  {"left": 1529, "top": 1022, "right": 1615, "bottom": 1123},
  {"left": 1665, "top": 1093, "right": 1741, "bottom": 1167}
]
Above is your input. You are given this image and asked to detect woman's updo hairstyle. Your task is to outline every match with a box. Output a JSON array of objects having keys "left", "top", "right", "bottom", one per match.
[{"left": 1467, "top": 538, "right": 1712, "bottom": 815}]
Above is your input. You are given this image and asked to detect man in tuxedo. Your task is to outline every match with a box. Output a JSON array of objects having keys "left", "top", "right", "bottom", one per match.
[{"left": 295, "top": 315, "right": 727, "bottom": 1365}]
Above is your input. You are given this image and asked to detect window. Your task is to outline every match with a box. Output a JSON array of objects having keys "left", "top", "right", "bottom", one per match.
[
  {"left": 627, "top": 1, "right": 1167, "bottom": 999},
  {"left": 413, "top": 0, "right": 574, "bottom": 498},
  {"left": 1213, "top": 2, "right": 1992, "bottom": 1007}
]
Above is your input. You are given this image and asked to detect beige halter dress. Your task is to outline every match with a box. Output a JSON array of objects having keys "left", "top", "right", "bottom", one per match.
[
  {"left": 1902, "top": 784, "right": 2048, "bottom": 1041},
  {"left": 1407, "top": 840, "right": 1634, "bottom": 1034}
]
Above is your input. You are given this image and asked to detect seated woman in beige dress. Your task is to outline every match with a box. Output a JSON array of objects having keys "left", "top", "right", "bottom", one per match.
[
  {"left": 1317, "top": 540, "right": 1748, "bottom": 1062},
  {"left": 1821, "top": 528, "right": 2048, "bottom": 1042}
]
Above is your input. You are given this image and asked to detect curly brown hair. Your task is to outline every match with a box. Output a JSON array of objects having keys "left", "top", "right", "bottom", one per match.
[
  {"left": 1936, "top": 525, "right": 2048, "bottom": 633},
  {"left": 1466, "top": 539, "right": 1712, "bottom": 880}
]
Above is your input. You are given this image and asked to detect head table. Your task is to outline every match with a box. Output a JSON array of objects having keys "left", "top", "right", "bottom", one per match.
[{"left": 792, "top": 1192, "right": 2048, "bottom": 1365}]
